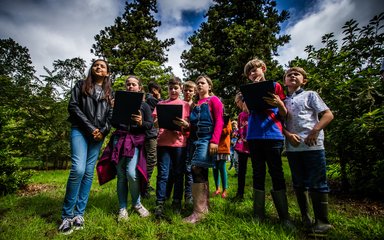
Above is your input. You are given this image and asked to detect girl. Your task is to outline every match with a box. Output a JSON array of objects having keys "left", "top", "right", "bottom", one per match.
[
  {"left": 153, "top": 77, "right": 191, "bottom": 217},
  {"left": 182, "top": 75, "right": 224, "bottom": 224},
  {"left": 97, "top": 76, "right": 153, "bottom": 222},
  {"left": 213, "top": 115, "right": 231, "bottom": 199},
  {"left": 59, "top": 59, "right": 113, "bottom": 234},
  {"left": 232, "top": 92, "right": 250, "bottom": 202}
]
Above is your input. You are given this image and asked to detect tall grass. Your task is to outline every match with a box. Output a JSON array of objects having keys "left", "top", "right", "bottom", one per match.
[{"left": 0, "top": 158, "right": 383, "bottom": 239}]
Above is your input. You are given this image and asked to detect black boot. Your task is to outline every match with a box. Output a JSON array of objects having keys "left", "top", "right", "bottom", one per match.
[
  {"left": 271, "top": 189, "right": 295, "bottom": 229},
  {"left": 253, "top": 189, "right": 265, "bottom": 221},
  {"left": 310, "top": 192, "right": 333, "bottom": 234},
  {"left": 294, "top": 189, "right": 313, "bottom": 228},
  {"left": 154, "top": 201, "right": 165, "bottom": 219}
]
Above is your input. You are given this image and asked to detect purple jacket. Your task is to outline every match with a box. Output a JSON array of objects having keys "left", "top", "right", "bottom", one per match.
[{"left": 96, "top": 130, "right": 148, "bottom": 193}]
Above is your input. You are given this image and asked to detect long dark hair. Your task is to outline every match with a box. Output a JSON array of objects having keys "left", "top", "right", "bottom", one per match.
[{"left": 82, "top": 59, "right": 112, "bottom": 103}]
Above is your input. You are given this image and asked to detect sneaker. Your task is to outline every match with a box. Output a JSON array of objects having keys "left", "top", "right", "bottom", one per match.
[
  {"left": 213, "top": 189, "right": 221, "bottom": 197},
  {"left": 221, "top": 190, "right": 228, "bottom": 199},
  {"left": 58, "top": 218, "right": 73, "bottom": 235},
  {"left": 171, "top": 200, "right": 182, "bottom": 214},
  {"left": 230, "top": 194, "right": 244, "bottom": 202},
  {"left": 72, "top": 215, "right": 84, "bottom": 230},
  {"left": 134, "top": 204, "right": 150, "bottom": 218},
  {"left": 154, "top": 202, "right": 165, "bottom": 219},
  {"left": 118, "top": 208, "right": 129, "bottom": 221}
]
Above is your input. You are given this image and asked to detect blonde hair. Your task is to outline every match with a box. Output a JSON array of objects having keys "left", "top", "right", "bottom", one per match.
[
  {"left": 183, "top": 80, "right": 197, "bottom": 91},
  {"left": 284, "top": 67, "right": 308, "bottom": 80},
  {"left": 244, "top": 58, "right": 266, "bottom": 77},
  {"left": 195, "top": 75, "right": 214, "bottom": 96}
]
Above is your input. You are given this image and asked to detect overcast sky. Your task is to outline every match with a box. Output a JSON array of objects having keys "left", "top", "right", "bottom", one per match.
[{"left": 0, "top": 0, "right": 382, "bottom": 79}]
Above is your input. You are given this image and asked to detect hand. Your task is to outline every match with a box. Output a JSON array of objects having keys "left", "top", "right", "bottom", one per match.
[
  {"left": 173, "top": 117, "right": 189, "bottom": 128},
  {"left": 304, "top": 129, "right": 320, "bottom": 146},
  {"left": 287, "top": 133, "right": 301, "bottom": 147},
  {"left": 94, "top": 132, "right": 104, "bottom": 141},
  {"left": 209, "top": 143, "right": 218, "bottom": 156},
  {"left": 131, "top": 111, "right": 142, "bottom": 127},
  {"left": 263, "top": 93, "right": 284, "bottom": 108}
]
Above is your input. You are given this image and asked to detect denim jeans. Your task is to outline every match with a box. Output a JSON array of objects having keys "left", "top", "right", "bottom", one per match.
[
  {"left": 62, "top": 127, "right": 103, "bottom": 219},
  {"left": 116, "top": 147, "right": 141, "bottom": 208},
  {"left": 287, "top": 150, "right": 329, "bottom": 192},
  {"left": 156, "top": 146, "right": 186, "bottom": 202},
  {"left": 248, "top": 140, "right": 286, "bottom": 191}
]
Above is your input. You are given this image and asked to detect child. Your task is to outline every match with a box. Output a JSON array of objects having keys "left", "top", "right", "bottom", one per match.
[
  {"left": 228, "top": 120, "right": 238, "bottom": 173},
  {"left": 59, "top": 59, "right": 113, "bottom": 234},
  {"left": 97, "top": 75, "right": 152, "bottom": 222},
  {"left": 153, "top": 77, "right": 191, "bottom": 217},
  {"left": 183, "top": 81, "right": 197, "bottom": 206},
  {"left": 232, "top": 92, "right": 250, "bottom": 202},
  {"left": 213, "top": 115, "right": 232, "bottom": 198},
  {"left": 183, "top": 75, "right": 224, "bottom": 224},
  {"left": 283, "top": 67, "right": 334, "bottom": 234},
  {"left": 243, "top": 58, "right": 293, "bottom": 228}
]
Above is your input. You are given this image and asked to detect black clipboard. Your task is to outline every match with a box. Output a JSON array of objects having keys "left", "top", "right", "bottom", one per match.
[
  {"left": 240, "top": 80, "right": 275, "bottom": 111},
  {"left": 156, "top": 104, "right": 183, "bottom": 131},
  {"left": 111, "top": 91, "right": 144, "bottom": 126}
]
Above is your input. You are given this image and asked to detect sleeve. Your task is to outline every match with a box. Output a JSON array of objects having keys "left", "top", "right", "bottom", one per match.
[
  {"left": 140, "top": 102, "right": 154, "bottom": 130},
  {"left": 209, "top": 96, "right": 224, "bottom": 144},
  {"left": 68, "top": 80, "right": 96, "bottom": 135},
  {"left": 275, "top": 82, "right": 286, "bottom": 101},
  {"left": 308, "top": 91, "right": 329, "bottom": 114}
]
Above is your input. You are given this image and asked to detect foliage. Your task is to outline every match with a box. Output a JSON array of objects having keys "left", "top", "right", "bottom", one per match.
[
  {"left": 0, "top": 149, "right": 32, "bottom": 195},
  {"left": 289, "top": 12, "right": 384, "bottom": 195},
  {"left": 181, "top": 0, "right": 290, "bottom": 101},
  {"left": 91, "top": 0, "right": 175, "bottom": 77}
]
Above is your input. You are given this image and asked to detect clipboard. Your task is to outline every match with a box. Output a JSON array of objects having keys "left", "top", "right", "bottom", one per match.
[
  {"left": 111, "top": 91, "right": 144, "bottom": 126},
  {"left": 156, "top": 104, "right": 183, "bottom": 131},
  {"left": 240, "top": 80, "right": 275, "bottom": 111}
]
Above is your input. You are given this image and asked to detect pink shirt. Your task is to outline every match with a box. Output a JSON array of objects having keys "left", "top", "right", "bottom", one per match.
[
  {"left": 197, "top": 96, "right": 224, "bottom": 144},
  {"left": 153, "top": 98, "right": 190, "bottom": 147}
]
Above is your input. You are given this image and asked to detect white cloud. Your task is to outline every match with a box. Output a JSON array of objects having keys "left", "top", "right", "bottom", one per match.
[{"left": 276, "top": 0, "right": 383, "bottom": 68}]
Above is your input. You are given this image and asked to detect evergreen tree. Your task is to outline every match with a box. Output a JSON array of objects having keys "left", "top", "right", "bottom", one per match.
[
  {"left": 91, "top": 0, "right": 175, "bottom": 76},
  {"left": 181, "top": 0, "right": 290, "bottom": 98}
]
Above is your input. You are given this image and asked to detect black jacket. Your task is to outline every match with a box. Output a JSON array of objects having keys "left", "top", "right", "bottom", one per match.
[{"left": 68, "top": 80, "right": 113, "bottom": 138}]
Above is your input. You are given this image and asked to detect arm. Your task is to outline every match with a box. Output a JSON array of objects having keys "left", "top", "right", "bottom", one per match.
[
  {"left": 283, "top": 128, "right": 301, "bottom": 147},
  {"left": 304, "top": 109, "right": 334, "bottom": 146},
  {"left": 209, "top": 97, "right": 224, "bottom": 155}
]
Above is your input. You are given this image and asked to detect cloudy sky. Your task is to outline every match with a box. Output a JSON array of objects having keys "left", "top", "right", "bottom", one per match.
[{"left": 0, "top": 0, "right": 382, "bottom": 79}]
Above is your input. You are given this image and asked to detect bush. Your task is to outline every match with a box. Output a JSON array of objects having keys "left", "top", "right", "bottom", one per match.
[{"left": 0, "top": 150, "right": 33, "bottom": 195}]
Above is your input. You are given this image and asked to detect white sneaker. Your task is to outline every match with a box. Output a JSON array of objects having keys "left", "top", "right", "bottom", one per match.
[
  {"left": 118, "top": 208, "right": 128, "bottom": 221},
  {"left": 58, "top": 218, "right": 73, "bottom": 235},
  {"left": 134, "top": 204, "right": 150, "bottom": 218}
]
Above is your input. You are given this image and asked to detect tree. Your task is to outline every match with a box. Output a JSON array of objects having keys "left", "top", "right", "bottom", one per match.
[
  {"left": 91, "top": 0, "right": 175, "bottom": 77},
  {"left": 181, "top": 0, "right": 290, "bottom": 99},
  {"left": 289, "top": 12, "right": 384, "bottom": 196}
]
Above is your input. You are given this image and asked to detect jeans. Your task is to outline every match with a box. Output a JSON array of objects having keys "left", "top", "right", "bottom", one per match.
[
  {"left": 62, "top": 127, "right": 103, "bottom": 219},
  {"left": 248, "top": 140, "right": 286, "bottom": 191},
  {"left": 156, "top": 146, "right": 186, "bottom": 202},
  {"left": 213, "top": 160, "right": 228, "bottom": 190},
  {"left": 116, "top": 147, "right": 141, "bottom": 209},
  {"left": 287, "top": 150, "right": 329, "bottom": 192}
]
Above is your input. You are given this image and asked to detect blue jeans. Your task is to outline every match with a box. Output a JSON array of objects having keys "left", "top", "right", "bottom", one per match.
[
  {"left": 156, "top": 146, "right": 186, "bottom": 203},
  {"left": 116, "top": 147, "right": 141, "bottom": 209},
  {"left": 287, "top": 150, "right": 329, "bottom": 192},
  {"left": 62, "top": 128, "right": 103, "bottom": 219},
  {"left": 248, "top": 140, "right": 286, "bottom": 191}
]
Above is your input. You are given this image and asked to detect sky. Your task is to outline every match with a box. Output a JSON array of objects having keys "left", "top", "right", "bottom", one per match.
[{"left": 0, "top": 0, "right": 382, "bottom": 79}]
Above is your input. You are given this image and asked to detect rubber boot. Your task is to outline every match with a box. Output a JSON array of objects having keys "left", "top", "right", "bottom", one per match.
[
  {"left": 183, "top": 182, "right": 209, "bottom": 224},
  {"left": 295, "top": 189, "right": 313, "bottom": 228},
  {"left": 253, "top": 189, "right": 265, "bottom": 221},
  {"left": 310, "top": 192, "right": 333, "bottom": 234},
  {"left": 271, "top": 189, "right": 295, "bottom": 229}
]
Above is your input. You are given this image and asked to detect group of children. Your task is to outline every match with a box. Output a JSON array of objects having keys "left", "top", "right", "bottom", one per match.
[{"left": 59, "top": 57, "right": 334, "bottom": 236}]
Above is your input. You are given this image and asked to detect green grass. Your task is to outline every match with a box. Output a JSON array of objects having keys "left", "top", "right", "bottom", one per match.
[{"left": 1, "top": 158, "right": 383, "bottom": 239}]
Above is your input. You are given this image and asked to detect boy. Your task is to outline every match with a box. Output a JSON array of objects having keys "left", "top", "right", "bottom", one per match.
[
  {"left": 243, "top": 58, "right": 293, "bottom": 228},
  {"left": 283, "top": 67, "right": 334, "bottom": 234}
]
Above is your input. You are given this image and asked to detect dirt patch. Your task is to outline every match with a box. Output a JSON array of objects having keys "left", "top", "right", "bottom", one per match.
[{"left": 17, "top": 183, "right": 56, "bottom": 197}]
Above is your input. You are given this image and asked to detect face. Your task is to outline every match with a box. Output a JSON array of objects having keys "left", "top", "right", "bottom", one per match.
[
  {"left": 247, "top": 66, "right": 265, "bottom": 82},
  {"left": 183, "top": 86, "right": 195, "bottom": 101},
  {"left": 284, "top": 70, "right": 307, "bottom": 89},
  {"left": 168, "top": 84, "right": 181, "bottom": 100},
  {"left": 92, "top": 60, "right": 109, "bottom": 78},
  {"left": 125, "top": 78, "right": 141, "bottom": 92},
  {"left": 196, "top": 78, "right": 211, "bottom": 96},
  {"left": 235, "top": 97, "right": 243, "bottom": 109}
]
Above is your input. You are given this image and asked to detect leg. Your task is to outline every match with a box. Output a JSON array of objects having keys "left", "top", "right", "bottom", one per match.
[
  {"left": 171, "top": 147, "right": 186, "bottom": 211},
  {"left": 236, "top": 152, "right": 248, "bottom": 198},
  {"left": 154, "top": 147, "right": 171, "bottom": 218},
  {"left": 212, "top": 160, "right": 221, "bottom": 195},
  {"left": 145, "top": 137, "right": 157, "bottom": 189},
  {"left": 218, "top": 160, "right": 228, "bottom": 198}
]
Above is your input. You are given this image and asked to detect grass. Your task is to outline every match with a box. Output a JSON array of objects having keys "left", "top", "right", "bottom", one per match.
[{"left": 0, "top": 158, "right": 383, "bottom": 239}]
